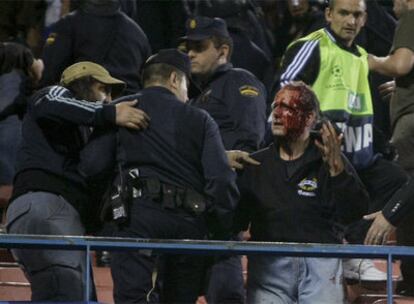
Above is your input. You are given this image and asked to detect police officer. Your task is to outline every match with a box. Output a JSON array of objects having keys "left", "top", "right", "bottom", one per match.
[
  {"left": 183, "top": 16, "right": 267, "bottom": 153},
  {"left": 180, "top": 16, "right": 267, "bottom": 303},
  {"left": 5, "top": 61, "right": 148, "bottom": 301},
  {"left": 79, "top": 49, "right": 239, "bottom": 303},
  {"left": 186, "top": 0, "right": 274, "bottom": 87},
  {"left": 40, "top": 0, "right": 151, "bottom": 94}
]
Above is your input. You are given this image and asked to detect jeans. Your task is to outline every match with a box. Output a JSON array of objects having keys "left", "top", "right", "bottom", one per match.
[
  {"left": 6, "top": 191, "right": 95, "bottom": 301},
  {"left": 247, "top": 256, "right": 346, "bottom": 304}
]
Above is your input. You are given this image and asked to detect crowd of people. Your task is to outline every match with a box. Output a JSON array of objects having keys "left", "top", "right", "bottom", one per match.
[{"left": 0, "top": 0, "right": 414, "bottom": 303}]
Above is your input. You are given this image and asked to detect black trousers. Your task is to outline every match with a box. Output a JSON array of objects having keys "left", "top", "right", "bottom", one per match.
[
  {"left": 111, "top": 198, "right": 207, "bottom": 304},
  {"left": 397, "top": 170, "right": 414, "bottom": 289},
  {"left": 345, "top": 157, "right": 408, "bottom": 244}
]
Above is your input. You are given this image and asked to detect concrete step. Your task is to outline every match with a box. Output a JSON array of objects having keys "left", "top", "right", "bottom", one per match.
[
  {"left": 0, "top": 266, "right": 28, "bottom": 283},
  {"left": 94, "top": 266, "right": 113, "bottom": 303}
]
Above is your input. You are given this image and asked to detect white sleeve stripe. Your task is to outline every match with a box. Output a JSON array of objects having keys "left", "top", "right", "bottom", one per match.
[
  {"left": 282, "top": 40, "right": 318, "bottom": 81},
  {"left": 284, "top": 40, "right": 317, "bottom": 80},
  {"left": 324, "top": 28, "right": 336, "bottom": 42},
  {"left": 56, "top": 96, "right": 103, "bottom": 109},
  {"left": 55, "top": 87, "right": 67, "bottom": 97},
  {"left": 45, "top": 86, "right": 106, "bottom": 111},
  {"left": 47, "top": 86, "right": 67, "bottom": 99},
  {"left": 280, "top": 40, "right": 318, "bottom": 82},
  {"left": 280, "top": 41, "right": 314, "bottom": 81},
  {"left": 50, "top": 87, "right": 65, "bottom": 98},
  {"left": 45, "top": 86, "right": 102, "bottom": 110},
  {"left": 45, "top": 92, "right": 103, "bottom": 111},
  {"left": 53, "top": 96, "right": 103, "bottom": 112},
  {"left": 48, "top": 86, "right": 59, "bottom": 97},
  {"left": 285, "top": 40, "right": 319, "bottom": 81}
]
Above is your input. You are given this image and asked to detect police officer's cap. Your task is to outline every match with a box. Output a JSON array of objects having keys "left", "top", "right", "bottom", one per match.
[
  {"left": 144, "top": 49, "right": 191, "bottom": 79},
  {"left": 181, "top": 16, "right": 230, "bottom": 41},
  {"left": 60, "top": 61, "right": 126, "bottom": 96}
]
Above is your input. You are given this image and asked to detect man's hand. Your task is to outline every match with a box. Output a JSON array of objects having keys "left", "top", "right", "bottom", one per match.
[
  {"left": 29, "top": 58, "right": 44, "bottom": 85},
  {"left": 314, "top": 121, "right": 344, "bottom": 176},
  {"left": 378, "top": 80, "right": 395, "bottom": 101},
  {"left": 115, "top": 100, "right": 150, "bottom": 130},
  {"left": 226, "top": 150, "right": 260, "bottom": 170},
  {"left": 364, "top": 211, "right": 396, "bottom": 245}
]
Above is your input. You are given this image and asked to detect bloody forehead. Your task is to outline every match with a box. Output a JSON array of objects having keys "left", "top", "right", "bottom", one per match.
[
  {"left": 275, "top": 89, "right": 302, "bottom": 108},
  {"left": 274, "top": 85, "right": 316, "bottom": 113}
]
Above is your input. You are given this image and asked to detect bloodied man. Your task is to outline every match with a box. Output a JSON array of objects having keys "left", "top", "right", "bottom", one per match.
[
  {"left": 234, "top": 82, "right": 369, "bottom": 303},
  {"left": 271, "top": 83, "right": 317, "bottom": 143}
]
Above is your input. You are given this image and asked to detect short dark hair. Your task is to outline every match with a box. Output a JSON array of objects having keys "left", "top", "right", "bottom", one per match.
[
  {"left": 65, "top": 76, "right": 99, "bottom": 101},
  {"left": 211, "top": 35, "right": 233, "bottom": 61},
  {"left": 142, "top": 63, "right": 186, "bottom": 87}
]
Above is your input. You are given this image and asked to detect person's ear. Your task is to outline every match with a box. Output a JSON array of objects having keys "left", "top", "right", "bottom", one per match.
[
  {"left": 361, "top": 11, "right": 367, "bottom": 27},
  {"left": 218, "top": 44, "right": 230, "bottom": 61},
  {"left": 325, "top": 7, "right": 332, "bottom": 23},
  {"left": 169, "top": 71, "right": 179, "bottom": 89},
  {"left": 306, "top": 111, "right": 317, "bottom": 127}
]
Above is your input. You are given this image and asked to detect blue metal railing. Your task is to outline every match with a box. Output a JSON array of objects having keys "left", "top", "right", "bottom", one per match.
[{"left": 2, "top": 234, "right": 414, "bottom": 303}]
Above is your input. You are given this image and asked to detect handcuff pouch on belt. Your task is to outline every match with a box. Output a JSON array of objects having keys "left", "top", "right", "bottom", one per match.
[
  {"left": 181, "top": 188, "right": 206, "bottom": 216},
  {"left": 160, "top": 184, "right": 206, "bottom": 216},
  {"left": 131, "top": 176, "right": 207, "bottom": 216}
]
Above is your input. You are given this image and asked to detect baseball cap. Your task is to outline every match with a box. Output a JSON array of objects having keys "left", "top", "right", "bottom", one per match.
[
  {"left": 181, "top": 16, "right": 231, "bottom": 41},
  {"left": 60, "top": 61, "right": 126, "bottom": 96},
  {"left": 144, "top": 49, "right": 191, "bottom": 79}
]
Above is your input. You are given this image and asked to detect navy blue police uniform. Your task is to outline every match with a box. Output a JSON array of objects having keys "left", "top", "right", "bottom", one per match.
[
  {"left": 6, "top": 66, "right": 123, "bottom": 301},
  {"left": 190, "top": 0, "right": 274, "bottom": 87},
  {"left": 185, "top": 16, "right": 267, "bottom": 152},
  {"left": 182, "top": 16, "right": 267, "bottom": 304},
  {"left": 79, "top": 49, "right": 239, "bottom": 303},
  {"left": 40, "top": 0, "right": 151, "bottom": 95},
  {"left": 192, "top": 63, "right": 267, "bottom": 152}
]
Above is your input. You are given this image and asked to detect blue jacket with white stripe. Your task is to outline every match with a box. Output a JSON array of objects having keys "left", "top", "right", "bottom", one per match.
[{"left": 11, "top": 85, "right": 116, "bottom": 214}]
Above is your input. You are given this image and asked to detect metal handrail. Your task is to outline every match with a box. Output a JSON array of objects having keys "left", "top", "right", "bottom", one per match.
[{"left": 2, "top": 234, "right": 414, "bottom": 303}]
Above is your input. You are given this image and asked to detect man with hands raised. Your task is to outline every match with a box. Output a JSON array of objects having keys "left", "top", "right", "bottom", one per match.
[{"left": 235, "top": 82, "right": 369, "bottom": 304}]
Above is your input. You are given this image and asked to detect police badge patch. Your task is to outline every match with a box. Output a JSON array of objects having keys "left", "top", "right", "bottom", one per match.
[
  {"left": 46, "top": 33, "right": 57, "bottom": 45},
  {"left": 239, "top": 85, "right": 260, "bottom": 97}
]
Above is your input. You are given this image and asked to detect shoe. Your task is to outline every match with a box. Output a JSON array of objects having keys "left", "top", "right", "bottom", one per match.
[
  {"left": 95, "top": 250, "right": 111, "bottom": 267},
  {"left": 343, "top": 259, "right": 387, "bottom": 281}
]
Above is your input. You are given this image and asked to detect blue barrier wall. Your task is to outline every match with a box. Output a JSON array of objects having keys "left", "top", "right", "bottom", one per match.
[{"left": 2, "top": 234, "right": 414, "bottom": 303}]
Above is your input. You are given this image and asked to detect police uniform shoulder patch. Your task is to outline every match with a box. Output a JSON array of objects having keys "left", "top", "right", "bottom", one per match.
[
  {"left": 239, "top": 85, "right": 260, "bottom": 97},
  {"left": 46, "top": 33, "right": 57, "bottom": 46}
]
